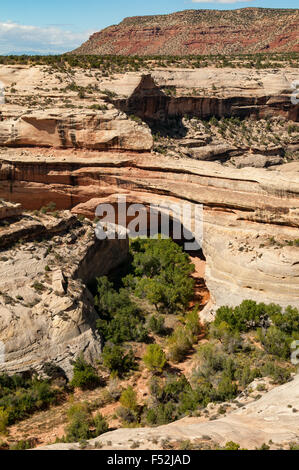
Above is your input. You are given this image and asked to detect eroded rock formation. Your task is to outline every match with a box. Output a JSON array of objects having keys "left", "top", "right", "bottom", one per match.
[
  {"left": 0, "top": 63, "right": 298, "bottom": 376},
  {"left": 0, "top": 200, "right": 22, "bottom": 220},
  {"left": 0, "top": 211, "right": 128, "bottom": 377},
  {"left": 0, "top": 150, "right": 298, "bottom": 310}
]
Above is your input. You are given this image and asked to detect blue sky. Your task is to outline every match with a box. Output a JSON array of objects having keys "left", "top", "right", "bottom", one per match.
[{"left": 0, "top": 0, "right": 298, "bottom": 54}]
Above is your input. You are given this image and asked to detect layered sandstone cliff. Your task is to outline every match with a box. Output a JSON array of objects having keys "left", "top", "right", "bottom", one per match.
[
  {"left": 0, "top": 150, "right": 298, "bottom": 310},
  {"left": 0, "top": 63, "right": 298, "bottom": 367},
  {"left": 72, "top": 8, "right": 299, "bottom": 56},
  {"left": 0, "top": 211, "right": 128, "bottom": 377}
]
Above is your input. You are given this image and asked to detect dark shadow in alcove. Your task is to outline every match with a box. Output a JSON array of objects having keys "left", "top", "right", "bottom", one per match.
[
  {"left": 147, "top": 115, "right": 188, "bottom": 139},
  {"left": 111, "top": 74, "right": 189, "bottom": 139}
]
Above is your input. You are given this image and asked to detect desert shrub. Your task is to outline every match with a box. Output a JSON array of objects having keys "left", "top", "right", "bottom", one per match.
[
  {"left": 95, "top": 277, "right": 148, "bottom": 344},
  {"left": 70, "top": 355, "right": 100, "bottom": 390},
  {"left": 167, "top": 326, "right": 194, "bottom": 362},
  {"left": 289, "top": 443, "right": 299, "bottom": 450},
  {"left": 224, "top": 441, "right": 240, "bottom": 451},
  {"left": 235, "top": 364, "right": 261, "bottom": 388},
  {"left": 269, "top": 305, "right": 299, "bottom": 336},
  {"left": 0, "top": 408, "right": 9, "bottom": 434},
  {"left": 261, "top": 362, "right": 291, "bottom": 384},
  {"left": 195, "top": 343, "right": 225, "bottom": 379},
  {"left": 119, "top": 386, "right": 138, "bottom": 412},
  {"left": 65, "top": 404, "right": 109, "bottom": 441},
  {"left": 216, "top": 376, "right": 238, "bottom": 401},
  {"left": 93, "top": 413, "right": 109, "bottom": 437},
  {"left": 0, "top": 374, "right": 58, "bottom": 425},
  {"left": 257, "top": 326, "right": 291, "bottom": 359},
  {"left": 185, "top": 308, "right": 201, "bottom": 336},
  {"left": 126, "top": 238, "right": 195, "bottom": 314},
  {"left": 101, "top": 343, "right": 136, "bottom": 376},
  {"left": 148, "top": 315, "right": 165, "bottom": 335},
  {"left": 117, "top": 386, "right": 139, "bottom": 424},
  {"left": 145, "top": 402, "right": 176, "bottom": 426},
  {"left": 107, "top": 378, "right": 122, "bottom": 400},
  {"left": 10, "top": 440, "right": 32, "bottom": 450},
  {"left": 65, "top": 403, "right": 92, "bottom": 442},
  {"left": 145, "top": 374, "right": 211, "bottom": 425},
  {"left": 117, "top": 406, "right": 138, "bottom": 424},
  {"left": 215, "top": 300, "right": 268, "bottom": 332},
  {"left": 209, "top": 322, "right": 243, "bottom": 353},
  {"left": 214, "top": 301, "right": 299, "bottom": 338},
  {"left": 143, "top": 344, "right": 167, "bottom": 373}
]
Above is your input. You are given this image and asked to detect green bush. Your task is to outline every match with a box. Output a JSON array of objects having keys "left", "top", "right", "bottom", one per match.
[
  {"left": 102, "top": 343, "right": 136, "bottom": 376},
  {"left": 185, "top": 308, "right": 201, "bottom": 336},
  {"left": 148, "top": 315, "right": 165, "bottom": 335},
  {"left": 93, "top": 413, "right": 109, "bottom": 437},
  {"left": 95, "top": 277, "right": 148, "bottom": 344},
  {"left": 195, "top": 343, "right": 225, "bottom": 379},
  {"left": 235, "top": 364, "right": 261, "bottom": 388},
  {"left": 224, "top": 441, "right": 240, "bottom": 451},
  {"left": 167, "top": 326, "right": 193, "bottom": 362},
  {"left": 215, "top": 300, "right": 267, "bottom": 332},
  {"left": 0, "top": 374, "right": 58, "bottom": 426},
  {"left": 145, "top": 375, "right": 206, "bottom": 425},
  {"left": 257, "top": 326, "right": 291, "bottom": 359},
  {"left": 0, "top": 407, "right": 9, "bottom": 434},
  {"left": 261, "top": 362, "right": 291, "bottom": 384},
  {"left": 120, "top": 386, "right": 138, "bottom": 412},
  {"left": 65, "top": 404, "right": 109, "bottom": 442},
  {"left": 127, "top": 238, "right": 195, "bottom": 314},
  {"left": 143, "top": 344, "right": 167, "bottom": 373},
  {"left": 214, "top": 301, "right": 299, "bottom": 338},
  {"left": 65, "top": 403, "right": 92, "bottom": 442},
  {"left": 209, "top": 322, "right": 243, "bottom": 353},
  {"left": 70, "top": 355, "right": 100, "bottom": 390},
  {"left": 117, "top": 406, "right": 138, "bottom": 424},
  {"left": 216, "top": 375, "right": 238, "bottom": 401},
  {"left": 269, "top": 305, "right": 299, "bottom": 336},
  {"left": 10, "top": 440, "right": 32, "bottom": 450}
]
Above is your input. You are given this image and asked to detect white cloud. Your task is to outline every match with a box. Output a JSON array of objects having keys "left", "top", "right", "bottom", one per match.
[
  {"left": 0, "top": 21, "right": 92, "bottom": 54},
  {"left": 192, "top": 0, "right": 252, "bottom": 3}
]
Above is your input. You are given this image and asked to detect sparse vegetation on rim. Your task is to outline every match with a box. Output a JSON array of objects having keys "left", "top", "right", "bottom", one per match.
[
  {"left": 0, "top": 52, "right": 298, "bottom": 71},
  {"left": 72, "top": 8, "right": 299, "bottom": 57}
]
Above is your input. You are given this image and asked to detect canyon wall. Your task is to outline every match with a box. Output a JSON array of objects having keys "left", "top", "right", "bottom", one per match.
[
  {"left": 1, "top": 150, "right": 298, "bottom": 311},
  {"left": 0, "top": 212, "right": 128, "bottom": 377},
  {"left": 107, "top": 69, "right": 299, "bottom": 122},
  {"left": 72, "top": 8, "right": 299, "bottom": 56},
  {"left": 0, "top": 64, "right": 298, "bottom": 321}
]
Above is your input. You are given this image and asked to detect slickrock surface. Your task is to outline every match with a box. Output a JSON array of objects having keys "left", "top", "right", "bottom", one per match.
[
  {"left": 0, "top": 200, "right": 22, "bottom": 220},
  {"left": 0, "top": 109, "right": 152, "bottom": 151},
  {"left": 0, "top": 211, "right": 128, "bottom": 377},
  {"left": 39, "top": 374, "right": 299, "bottom": 450},
  {"left": 106, "top": 69, "right": 299, "bottom": 121},
  {"left": 73, "top": 8, "right": 299, "bottom": 56}
]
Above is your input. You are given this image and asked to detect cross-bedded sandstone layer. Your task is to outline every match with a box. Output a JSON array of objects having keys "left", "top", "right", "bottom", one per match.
[
  {"left": 0, "top": 149, "right": 298, "bottom": 311},
  {"left": 0, "top": 211, "right": 128, "bottom": 377}
]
